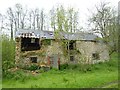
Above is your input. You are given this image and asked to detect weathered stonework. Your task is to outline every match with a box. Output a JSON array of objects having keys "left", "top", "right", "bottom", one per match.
[
  {"left": 76, "top": 41, "right": 109, "bottom": 64},
  {"left": 15, "top": 30, "right": 110, "bottom": 69},
  {"left": 15, "top": 38, "right": 110, "bottom": 69},
  {"left": 15, "top": 37, "right": 21, "bottom": 65}
]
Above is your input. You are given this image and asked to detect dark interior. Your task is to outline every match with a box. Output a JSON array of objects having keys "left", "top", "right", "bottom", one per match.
[
  {"left": 30, "top": 57, "right": 37, "bottom": 63},
  {"left": 21, "top": 38, "right": 40, "bottom": 51},
  {"left": 67, "top": 40, "right": 76, "bottom": 50},
  {"left": 92, "top": 53, "right": 100, "bottom": 60},
  {"left": 70, "top": 56, "right": 74, "bottom": 61}
]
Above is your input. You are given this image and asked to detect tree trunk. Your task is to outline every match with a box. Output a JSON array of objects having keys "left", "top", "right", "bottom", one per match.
[{"left": 10, "top": 23, "right": 13, "bottom": 40}]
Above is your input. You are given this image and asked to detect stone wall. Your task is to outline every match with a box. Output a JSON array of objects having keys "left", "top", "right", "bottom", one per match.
[
  {"left": 15, "top": 37, "right": 21, "bottom": 65},
  {"left": 15, "top": 38, "right": 110, "bottom": 68},
  {"left": 76, "top": 41, "right": 109, "bottom": 64},
  {"left": 46, "top": 40, "right": 67, "bottom": 64}
]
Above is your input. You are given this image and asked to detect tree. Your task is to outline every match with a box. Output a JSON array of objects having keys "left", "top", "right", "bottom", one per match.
[
  {"left": 50, "top": 7, "right": 56, "bottom": 31},
  {"left": 6, "top": 4, "right": 28, "bottom": 39},
  {"left": 56, "top": 5, "right": 65, "bottom": 32},
  {"left": 53, "top": 5, "right": 80, "bottom": 32},
  {"left": 20, "top": 6, "right": 27, "bottom": 29},
  {"left": 15, "top": 3, "right": 28, "bottom": 29},
  {"left": 73, "top": 11, "right": 79, "bottom": 32},
  {"left": 7, "top": 8, "right": 14, "bottom": 40},
  {"left": 30, "top": 8, "right": 41, "bottom": 30},
  {"left": 68, "top": 8, "right": 73, "bottom": 32},
  {"left": 31, "top": 9, "right": 36, "bottom": 30},
  {"left": 40, "top": 9, "right": 44, "bottom": 30},
  {"left": 35, "top": 8, "right": 40, "bottom": 29},
  {"left": 0, "top": 14, "right": 4, "bottom": 31},
  {"left": 28, "top": 10, "right": 33, "bottom": 29},
  {"left": 107, "top": 16, "right": 118, "bottom": 54},
  {"left": 67, "top": 8, "right": 79, "bottom": 32},
  {"left": 15, "top": 4, "right": 22, "bottom": 29},
  {"left": 51, "top": 5, "right": 80, "bottom": 60},
  {"left": 88, "top": 1, "right": 118, "bottom": 55}
]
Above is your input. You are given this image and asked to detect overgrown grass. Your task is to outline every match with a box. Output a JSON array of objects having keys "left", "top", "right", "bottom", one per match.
[
  {"left": 2, "top": 69, "right": 118, "bottom": 88},
  {"left": 2, "top": 53, "right": 118, "bottom": 88}
]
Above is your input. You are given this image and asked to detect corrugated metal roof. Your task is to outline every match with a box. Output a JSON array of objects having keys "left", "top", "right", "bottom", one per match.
[{"left": 15, "top": 29, "right": 98, "bottom": 40}]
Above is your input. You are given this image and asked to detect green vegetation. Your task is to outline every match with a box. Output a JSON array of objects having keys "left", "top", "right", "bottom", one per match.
[
  {"left": 2, "top": 69, "right": 118, "bottom": 88},
  {"left": 105, "top": 83, "right": 118, "bottom": 88},
  {"left": 2, "top": 53, "right": 118, "bottom": 88},
  {"left": 1, "top": 1, "right": 119, "bottom": 88},
  {"left": 1, "top": 36, "right": 118, "bottom": 88},
  {"left": 2, "top": 36, "right": 15, "bottom": 78},
  {"left": 42, "top": 39, "right": 51, "bottom": 45}
]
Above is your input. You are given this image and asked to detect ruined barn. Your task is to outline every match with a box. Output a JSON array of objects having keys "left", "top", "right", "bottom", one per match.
[{"left": 15, "top": 29, "right": 109, "bottom": 69}]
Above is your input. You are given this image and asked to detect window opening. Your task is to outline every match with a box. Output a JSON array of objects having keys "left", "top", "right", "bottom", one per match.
[
  {"left": 92, "top": 53, "right": 100, "bottom": 60},
  {"left": 70, "top": 56, "right": 74, "bottom": 61},
  {"left": 67, "top": 40, "right": 76, "bottom": 50},
  {"left": 30, "top": 57, "right": 37, "bottom": 63},
  {"left": 31, "top": 38, "right": 35, "bottom": 43},
  {"left": 21, "top": 38, "right": 40, "bottom": 51}
]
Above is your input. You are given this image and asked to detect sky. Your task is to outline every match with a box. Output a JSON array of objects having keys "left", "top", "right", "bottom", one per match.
[{"left": 0, "top": 0, "right": 119, "bottom": 32}]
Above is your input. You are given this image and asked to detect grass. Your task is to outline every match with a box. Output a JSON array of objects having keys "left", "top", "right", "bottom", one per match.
[
  {"left": 105, "top": 84, "right": 118, "bottom": 88},
  {"left": 102, "top": 83, "right": 118, "bottom": 88},
  {"left": 2, "top": 69, "right": 118, "bottom": 88},
  {"left": 2, "top": 52, "right": 118, "bottom": 88}
]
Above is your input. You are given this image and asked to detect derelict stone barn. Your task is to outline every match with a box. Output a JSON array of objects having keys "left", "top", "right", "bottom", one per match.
[{"left": 15, "top": 29, "right": 109, "bottom": 69}]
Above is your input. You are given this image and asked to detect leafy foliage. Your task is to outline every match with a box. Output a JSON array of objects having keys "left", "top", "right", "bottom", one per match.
[
  {"left": 3, "top": 54, "right": 118, "bottom": 88},
  {"left": 60, "top": 63, "right": 68, "bottom": 70},
  {"left": 88, "top": 1, "right": 118, "bottom": 55},
  {"left": 42, "top": 39, "right": 51, "bottom": 45},
  {"left": 2, "top": 52, "right": 118, "bottom": 88},
  {"left": 24, "top": 64, "right": 39, "bottom": 71},
  {"left": 2, "top": 35, "right": 15, "bottom": 77}
]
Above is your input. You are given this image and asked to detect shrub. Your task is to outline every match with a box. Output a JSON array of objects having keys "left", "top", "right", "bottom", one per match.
[
  {"left": 2, "top": 35, "right": 15, "bottom": 77},
  {"left": 38, "top": 66, "right": 50, "bottom": 73},
  {"left": 3, "top": 69, "right": 22, "bottom": 79},
  {"left": 3, "top": 69, "right": 34, "bottom": 82},
  {"left": 60, "top": 63, "right": 68, "bottom": 70},
  {"left": 67, "top": 64, "right": 79, "bottom": 69},
  {"left": 26, "top": 64, "right": 39, "bottom": 71}
]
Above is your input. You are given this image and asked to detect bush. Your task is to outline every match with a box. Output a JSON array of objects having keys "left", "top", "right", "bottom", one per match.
[
  {"left": 59, "top": 63, "right": 92, "bottom": 72},
  {"left": 2, "top": 36, "right": 15, "bottom": 77},
  {"left": 26, "top": 64, "right": 39, "bottom": 71},
  {"left": 3, "top": 69, "right": 22, "bottom": 79},
  {"left": 3, "top": 69, "right": 34, "bottom": 82},
  {"left": 67, "top": 64, "right": 79, "bottom": 70},
  {"left": 60, "top": 63, "right": 68, "bottom": 70}
]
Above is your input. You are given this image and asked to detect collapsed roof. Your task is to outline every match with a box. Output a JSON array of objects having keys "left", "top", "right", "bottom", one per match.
[{"left": 15, "top": 29, "right": 98, "bottom": 41}]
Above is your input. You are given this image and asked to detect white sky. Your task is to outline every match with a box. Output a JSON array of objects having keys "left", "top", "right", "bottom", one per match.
[{"left": 0, "top": 0, "right": 119, "bottom": 31}]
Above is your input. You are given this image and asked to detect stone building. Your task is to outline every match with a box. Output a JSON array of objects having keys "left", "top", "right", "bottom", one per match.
[{"left": 15, "top": 29, "right": 109, "bottom": 69}]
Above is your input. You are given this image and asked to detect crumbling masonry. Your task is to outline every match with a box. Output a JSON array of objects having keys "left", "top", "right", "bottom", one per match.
[{"left": 15, "top": 29, "right": 110, "bottom": 69}]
